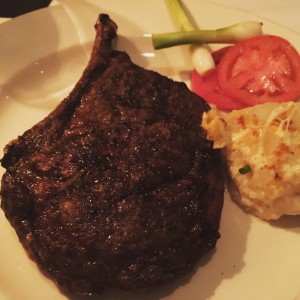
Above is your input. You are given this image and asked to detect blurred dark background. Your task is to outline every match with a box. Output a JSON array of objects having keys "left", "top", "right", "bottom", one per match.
[{"left": 0, "top": 0, "right": 52, "bottom": 17}]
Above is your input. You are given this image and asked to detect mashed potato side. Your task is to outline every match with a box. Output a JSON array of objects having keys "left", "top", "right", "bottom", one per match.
[{"left": 202, "top": 101, "right": 300, "bottom": 220}]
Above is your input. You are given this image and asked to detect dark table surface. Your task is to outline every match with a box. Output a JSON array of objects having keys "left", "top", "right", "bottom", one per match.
[{"left": 0, "top": 0, "right": 52, "bottom": 18}]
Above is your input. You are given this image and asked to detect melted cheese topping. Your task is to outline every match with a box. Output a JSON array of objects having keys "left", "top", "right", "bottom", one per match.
[{"left": 202, "top": 101, "right": 300, "bottom": 220}]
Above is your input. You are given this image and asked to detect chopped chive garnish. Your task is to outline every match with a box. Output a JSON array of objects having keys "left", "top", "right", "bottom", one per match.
[{"left": 239, "top": 165, "right": 251, "bottom": 174}]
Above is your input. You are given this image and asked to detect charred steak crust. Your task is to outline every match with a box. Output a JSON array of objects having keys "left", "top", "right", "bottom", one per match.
[{"left": 1, "top": 14, "right": 224, "bottom": 294}]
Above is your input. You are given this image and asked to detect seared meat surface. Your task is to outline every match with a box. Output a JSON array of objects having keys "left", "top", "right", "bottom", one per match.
[{"left": 1, "top": 14, "right": 224, "bottom": 295}]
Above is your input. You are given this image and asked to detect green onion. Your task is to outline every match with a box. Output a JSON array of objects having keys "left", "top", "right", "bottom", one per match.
[
  {"left": 164, "top": 0, "right": 215, "bottom": 74},
  {"left": 166, "top": 0, "right": 194, "bottom": 31},
  {"left": 152, "top": 21, "right": 263, "bottom": 50},
  {"left": 239, "top": 165, "right": 252, "bottom": 175}
]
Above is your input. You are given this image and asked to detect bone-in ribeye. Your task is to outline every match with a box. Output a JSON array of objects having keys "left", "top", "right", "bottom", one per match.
[{"left": 1, "top": 14, "right": 224, "bottom": 295}]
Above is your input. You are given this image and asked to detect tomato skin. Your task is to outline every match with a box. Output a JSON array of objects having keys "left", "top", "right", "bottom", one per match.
[
  {"left": 217, "top": 35, "right": 300, "bottom": 106},
  {"left": 211, "top": 46, "right": 233, "bottom": 65},
  {"left": 191, "top": 69, "right": 245, "bottom": 111},
  {"left": 191, "top": 45, "right": 244, "bottom": 111}
]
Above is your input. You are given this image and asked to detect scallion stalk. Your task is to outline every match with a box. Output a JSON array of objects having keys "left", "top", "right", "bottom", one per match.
[
  {"left": 153, "top": 0, "right": 263, "bottom": 74},
  {"left": 152, "top": 21, "right": 263, "bottom": 49},
  {"left": 164, "top": 0, "right": 215, "bottom": 75}
]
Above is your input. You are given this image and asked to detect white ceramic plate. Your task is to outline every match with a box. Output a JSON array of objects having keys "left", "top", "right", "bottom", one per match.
[{"left": 1, "top": 1, "right": 300, "bottom": 300}]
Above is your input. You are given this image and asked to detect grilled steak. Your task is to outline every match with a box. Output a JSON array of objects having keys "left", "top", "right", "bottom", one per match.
[{"left": 1, "top": 14, "right": 224, "bottom": 295}]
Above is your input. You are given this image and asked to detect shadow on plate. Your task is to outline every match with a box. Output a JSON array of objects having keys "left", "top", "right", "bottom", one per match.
[{"left": 270, "top": 215, "right": 300, "bottom": 232}]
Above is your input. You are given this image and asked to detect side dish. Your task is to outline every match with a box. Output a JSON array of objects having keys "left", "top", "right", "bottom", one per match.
[
  {"left": 192, "top": 35, "right": 300, "bottom": 111},
  {"left": 202, "top": 102, "right": 300, "bottom": 220}
]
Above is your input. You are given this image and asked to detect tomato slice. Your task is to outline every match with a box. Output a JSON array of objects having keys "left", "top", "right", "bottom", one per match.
[
  {"left": 191, "top": 45, "right": 245, "bottom": 111},
  {"left": 191, "top": 69, "right": 245, "bottom": 111},
  {"left": 211, "top": 46, "right": 233, "bottom": 65},
  {"left": 217, "top": 35, "right": 300, "bottom": 106}
]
